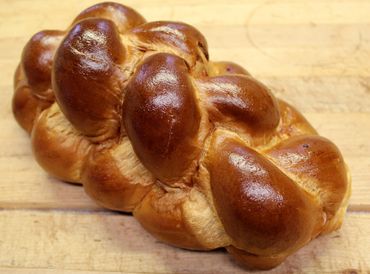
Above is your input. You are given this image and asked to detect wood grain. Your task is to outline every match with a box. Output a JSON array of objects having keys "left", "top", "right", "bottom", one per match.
[
  {"left": 0, "top": 210, "right": 369, "bottom": 274},
  {"left": 0, "top": 0, "right": 369, "bottom": 273}
]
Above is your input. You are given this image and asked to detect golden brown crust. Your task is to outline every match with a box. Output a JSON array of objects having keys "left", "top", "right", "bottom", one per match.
[
  {"left": 12, "top": 2, "right": 351, "bottom": 270},
  {"left": 129, "top": 21, "right": 208, "bottom": 66},
  {"left": 205, "top": 131, "right": 323, "bottom": 255},
  {"left": 12, "top": 84, "right": 40, "bottom": 134},
  {"left": 267, "top": 135, "right": 348, "bottom": 221},
  {"left": 197, "top": 75, "right": 280, "bottom": 134},
  {"left": 133, "top": 185, "right": 206, "bottom": 250},
  {"left": 123, "top": 53, "right": 201, "bottom": 183},
  {"left": 13, "top": 29, "right": 63, "bottom": 133},
  {"left": 72, "top": 2, "right": 146, "bottom": 33},
  {"left": 208, "top": 61, "right": 250, "bottom": 76},
  {"left": 53, "top": 18, "right": 126, "bottom": 141},
  {"left": 22, "top": 30, "right": 64, "bottom": 100},
  {"left": 226, "top": 245, "right": 287, "bottom": 270},
  {"left": 82, "top": 138, "right": 154, "bottom": 211},
  {"left": 275, "top": 99, "right": 317, "bottom": 138},
  {"left": 31, "top": 104, "right": 92, "bottom": 182}
]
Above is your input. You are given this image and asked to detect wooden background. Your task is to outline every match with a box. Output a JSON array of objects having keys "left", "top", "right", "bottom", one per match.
[{"left": 0, "top": 0, "right": 369, "bottom": 273}]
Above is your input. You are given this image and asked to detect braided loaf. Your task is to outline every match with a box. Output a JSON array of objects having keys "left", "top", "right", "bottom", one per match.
[{"left": 12, "top": 2, "right": 351, "bottom": 269}]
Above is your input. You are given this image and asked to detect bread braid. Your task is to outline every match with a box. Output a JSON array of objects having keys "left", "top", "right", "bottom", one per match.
[{"left": 12, "top": 2, "right": 351, "bottom": 269}]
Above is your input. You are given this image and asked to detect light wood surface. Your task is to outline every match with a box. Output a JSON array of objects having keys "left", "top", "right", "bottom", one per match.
[{"left": 0, "top": 0, "right": 369, "bottom": 273}]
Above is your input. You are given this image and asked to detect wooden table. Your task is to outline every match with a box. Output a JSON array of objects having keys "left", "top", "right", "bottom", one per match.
[{"left": 1, "top": 0, "right": 369, "bottom": 273}]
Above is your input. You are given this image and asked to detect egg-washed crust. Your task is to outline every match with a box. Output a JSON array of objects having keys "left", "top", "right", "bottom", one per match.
[{"left": 12, "top": 2, "right": 351, "bottom": 270}]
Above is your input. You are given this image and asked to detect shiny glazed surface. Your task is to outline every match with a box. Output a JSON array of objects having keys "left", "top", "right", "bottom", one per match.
[
  {"left": 12, "top": 2, "right": 351, "bottom": 270},
  {"left": 123, "top": 53, "right": 201, "bottom": 182}
]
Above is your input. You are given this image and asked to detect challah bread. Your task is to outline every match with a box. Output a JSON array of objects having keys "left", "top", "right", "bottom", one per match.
[{"left": 12, "top": 2, "right": 351, "bottom": 269}]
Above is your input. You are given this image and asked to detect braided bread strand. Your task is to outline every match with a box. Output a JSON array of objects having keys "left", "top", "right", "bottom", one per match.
[{"left": 12, "top": 3, "right": 350, "bottom": 269}]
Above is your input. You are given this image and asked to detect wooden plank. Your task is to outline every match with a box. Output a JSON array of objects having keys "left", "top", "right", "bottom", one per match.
[
  {"left": 263, "top": 78, "right": 370, "bottom": 113},
  {"left": 0, "top": 270, "right": 117, "bottom": 274},
  {"left": 305, "top": 113, "right": 370, "bottom": 157},
  {"left": 212, "top": 49, "right": 370, "bottom": 77},
  {"left": 0, "top": 127, "right": 98, "bottom": 210},
  {"left": 0, "top": 270, "right": 120, "bottom": 274},
  {"left": 2, "top": 0, "right": 370, "bottom": 27},
  {"left": 0, "top": 210, "right": 368, "bottom": 273}
]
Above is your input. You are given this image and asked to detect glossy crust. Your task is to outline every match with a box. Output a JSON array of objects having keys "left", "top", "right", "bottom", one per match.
[
  {"left": 12, "top": 2, "right": 351, "bottom": 270},
  {"left": 197, "top": 75, "right": 280, "bottom": 133},
  {"left": 208, "top": 61, "right": 250, "bottom": 76},
  {"left": 129, "top": 21, "right": 209, "bottom": 66},
  {"left": 133, "top": 185, "right": 206, "bottom": 250},
  {"left": 53, "top": 18, "right": 126, "bottom": 140},
  {"left": 206, "top": 130, "right": 323, "bottom": 257},
  {"left": 123, "top": 53, "right": 201, "bottom": 183},
  {"left": 31, "top": 103, "right": 92, "bottom": 182},
  {"left": 72, "top": 2, "right": 146, "bottom": 33},
  {"left": 82, "top": 138, "right": 154, "bottom": 211}
]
